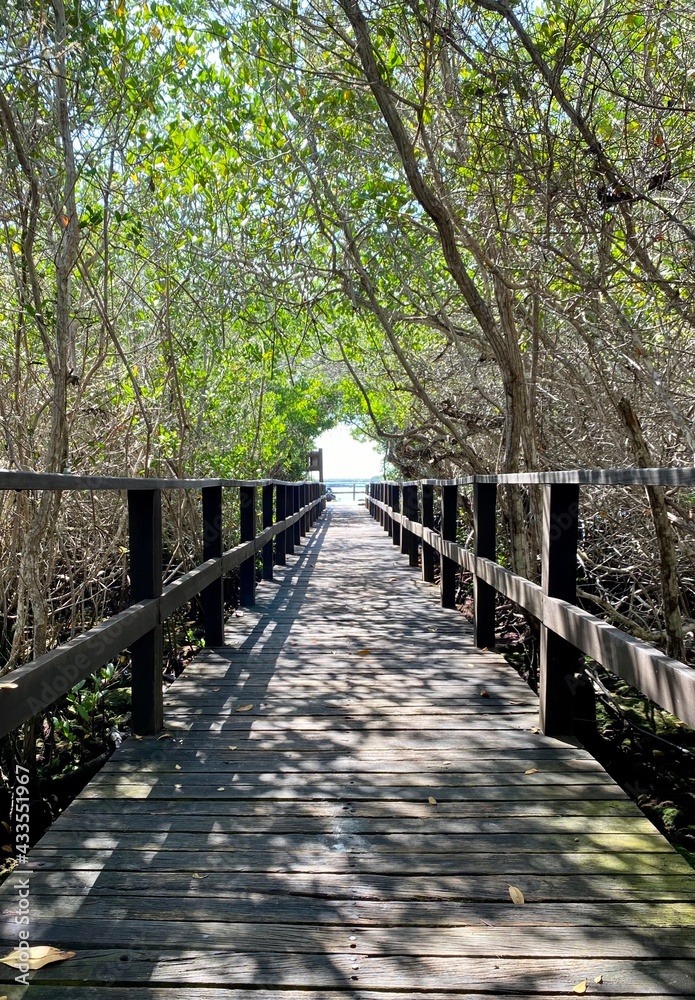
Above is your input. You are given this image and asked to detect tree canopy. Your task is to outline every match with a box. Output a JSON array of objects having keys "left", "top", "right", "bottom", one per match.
[{"left": 2, "top": 0, "right": 695, "bottom": 660}]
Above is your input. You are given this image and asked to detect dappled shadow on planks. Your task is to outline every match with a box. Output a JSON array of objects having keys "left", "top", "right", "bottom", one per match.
[{"left": 2, "top": 506, "right": 695, "bottom": 997}]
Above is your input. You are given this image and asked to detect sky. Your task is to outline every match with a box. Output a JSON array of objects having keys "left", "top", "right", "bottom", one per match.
[{"left": 314, "top": 423, "right": 383, "bottom": 480}]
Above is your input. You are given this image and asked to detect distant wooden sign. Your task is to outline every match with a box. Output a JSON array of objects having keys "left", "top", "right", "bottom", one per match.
[{"left": 308, "top": 448, "right": 323, "bottom": 479}]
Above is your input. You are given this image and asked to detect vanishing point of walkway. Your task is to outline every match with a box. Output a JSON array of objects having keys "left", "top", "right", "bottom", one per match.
[{"left": 2, "top": 504, "right": 695, "bottom": 997}]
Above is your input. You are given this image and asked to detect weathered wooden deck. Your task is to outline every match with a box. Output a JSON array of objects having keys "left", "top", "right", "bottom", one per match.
[{"left": 2, "top": 503, "right": 695, "bottom": 998}]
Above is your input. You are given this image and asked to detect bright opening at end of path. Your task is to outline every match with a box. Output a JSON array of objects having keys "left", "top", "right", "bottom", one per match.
[{"left": 314, "top": 423, "right": 383, "bottom": 503}]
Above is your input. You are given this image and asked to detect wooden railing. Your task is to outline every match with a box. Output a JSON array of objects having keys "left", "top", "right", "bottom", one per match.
[
  {"left": 0, "top": 472, "right": 325, "bottom": 738},
  {"left": 367, "top": 469, "right": 695, "bottom": 737}
]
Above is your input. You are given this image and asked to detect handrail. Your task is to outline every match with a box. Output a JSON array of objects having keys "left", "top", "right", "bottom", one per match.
[
  {"left": 0, "top": 477, "right": 326, "bottom": 738},
  {"left": 367, "top": 471, "right": 695, "bottom": 738},
  {"left": 392, "top": 467, "right": 695, "bottom": 487},
  {"left": 0, "top": 470, "right": 319, "bottom": 491}
]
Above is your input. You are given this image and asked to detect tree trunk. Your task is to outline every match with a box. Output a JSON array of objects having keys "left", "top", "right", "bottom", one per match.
[{"left": 617, "top": 397, "right": 686, "bottom": 661}]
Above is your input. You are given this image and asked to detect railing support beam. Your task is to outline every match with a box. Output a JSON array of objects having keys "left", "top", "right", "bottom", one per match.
[
  {"left": 440, "top": 484, "right": 457, "bottom": 608},
  {"left": 539, "top": 484, "right": 594, "bottom": 737},
  {"left": 240, "top": 484, "right": 256, "bottom": 605},
  {"left": 421, "top": 484, "right": 435, "bottom": 583},
  {"left": 262, "top": 483, "right": 274, "bottom": 581},
  {"left": 402, "top": 484, "right": 419, "bottom": 567},
  {"left": 202, "top": 484, "right": 224, "bottom": 647},
  {"left": 128, "top": 488, "right": 163, "bottom": 735},
  {"left": 474, "top": 482, "right": 497, "bottom": 649},
  {"left": 391, "top": 485, "right": 401, "bottom": 546}
]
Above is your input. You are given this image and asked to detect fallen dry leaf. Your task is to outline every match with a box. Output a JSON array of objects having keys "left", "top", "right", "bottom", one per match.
[
  {"left": 191, "top": 872, "right": 209, "bottom": 879},
  {"left": 0, "top": 682, "right": 18, "bottom": 690},
  {"left": 0, "top": 946, "right": 75, "bottom": 970},
  {"left": 227, "top": 745, "right": 237, "bottom": 750},
  {"left": 531, "top": 726, "right": 540, "bottom": 734},
  {"left": 217, "top": 787, "right": 225, "bottom": 791},
  {"left": 594, "top": 975, "right": 603, "bottom": 984},
  {"left": 480, "top": 689, "right": 490, "bottom": 698},
  {"left": 236, "top": 704, "right": 254, "bottom": 712},
  {"left": 427, "top": 796, "right": 437, "bottom": 805},
  {"left": 175, "top": 764, "right": 181, "bottom": 770},
  {"left": 357, "top": 649, "right": 371, "bottom": 656},
  {"left": 508, "top": 885, "right": 525, "bottom": 905},
  {"left": 573, "top": 981, "right": 587, "bottom": 995},
  {"left": 524, "top": 768, "right": 538, "bottom": 775},
  {"left": 157, "top": 733, "right": 173, "bottom": 740}
]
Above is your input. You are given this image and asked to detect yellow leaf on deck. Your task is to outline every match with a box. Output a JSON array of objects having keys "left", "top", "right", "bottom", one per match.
[
  {"left": 573, "top": 981, "right": 587, "bottom": 995},
  {"left": 357, "top": 649, "right": 370, "bottom": 656},
  {"left": 0, "top": 946, "right": 75, "bottom": 970},
  {"left": 531, "top": 727, "right": 540, "bottom": 734},
  {"left": 524, "top": 768, "right": 538, "bottom": 775},
  {"left": 236, "top": 704, "right": 254, "bottom": 712},
  {"left": 192, "top": 872, "right": 208, "bottom": 879},
  {"left": 594, "top": 975, "right": 603, "bottom": 984},
  {"left": 480, "top": 689, "right": 489, "bottom": 698},
  {"left": 0, "top": 682, "right": 18, "bottom": 690},
  {"left": 427, "top": 796, "right": 437, "bottom": 805},
  {"left": 157, "top": 733, "right": 172, "bottom": 740},
  {"left": 508, "top": 885, "right": 525, "bottom": 905},
  {"left": 175, "top": 764, "right": 181, "bottom": 770}
]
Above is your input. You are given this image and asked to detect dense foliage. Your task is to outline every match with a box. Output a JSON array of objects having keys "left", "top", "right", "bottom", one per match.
[{"left": 1, "top": 0, "right": 695, "bottom": 666}]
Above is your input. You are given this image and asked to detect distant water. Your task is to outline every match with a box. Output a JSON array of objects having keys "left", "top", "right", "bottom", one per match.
[{"left": 325, "top": 479, "right": 372, "bottom": 502}]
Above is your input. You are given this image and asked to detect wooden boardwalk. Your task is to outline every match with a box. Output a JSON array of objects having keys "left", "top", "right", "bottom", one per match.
[{"left": 2, "top": 503, "right": 695, "bottom": 998}]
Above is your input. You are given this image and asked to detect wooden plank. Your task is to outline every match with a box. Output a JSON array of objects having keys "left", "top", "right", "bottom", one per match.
[
  {"left": 78, "top": 782, "right": 629, "bottom": 801},
  {"left": 25, "top": 847, "right": 690, "bottom": 875},
  {"left": 4, "top": 919, "right": 695, "bottom": 957},
  {"left": 2, "top": 992, "right": 691, "bottom": 1000},
  {"left": 48, "top": 811, "right": 658, "bottom": 835},
  {"left": 11, "top": 894, "right": 695, "bottom": 928},
  {"left": 37, "top": 830, "right": 672, "bottom": 854},
  {"left": 1, "top": 950, "right": 694, "bottom": 991},
  {"left": 13, "top": 869, "right": 695, "bottom": 902}
]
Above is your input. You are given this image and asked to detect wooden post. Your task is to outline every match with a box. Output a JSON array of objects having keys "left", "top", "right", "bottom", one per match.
[
  {"left": 128, "top": 488, "right": 163, "bottom": 735},
  {"left": 262, "top": 483, "right": 274, "bottom": 581},
  {"left": 391, "top": 484, "right": 401, "bottom": 546},
  {"left": 311, "top": 483, "right": 318, "bottom": 525},
  {"left": 402, "top": 484, "right": 419, "bottom": 567},
  {"left": 440, "top": 484, "right": 457, "bottom": 609},
  {"left": 539, "top": 484, "right": 591, "bottom": 737},
  {"left": 293, "top": 484, "right": 301, "bottom": 546},
  {"left": 201, "top": 484, "right": 224, "bottom": 647},
  {"left": 386, "top": 484, "right": 393, "bottom": 537},
  {"left": 239, "top": 484, "right": 256, "bottom": 606},
  {"left": 285, "top": 485, "right": 295, "bottom": 556},
  {"left": 474, "top": 482, "right": 497, "bottom": 648},
  {"left": 275, "top": 482, "right": 287, "bottom": 565},
  {"left": 302, "top": 483, "right": 309, "bottom": 534},
  {"left": 421, "top": 483, "right": 435, "bottom": 583}
]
